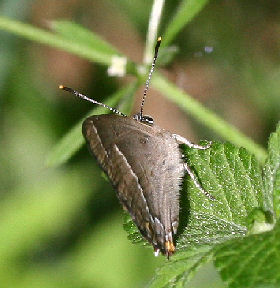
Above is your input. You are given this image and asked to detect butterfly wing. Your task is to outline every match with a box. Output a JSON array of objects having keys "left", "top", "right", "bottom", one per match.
[{"left": 82, "top": 114, "right": 184, "bottom": 255}]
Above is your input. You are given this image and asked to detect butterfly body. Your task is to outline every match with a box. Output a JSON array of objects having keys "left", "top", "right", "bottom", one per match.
[{"left": 82, "top": 114, "right": 184, "bottom": 256}]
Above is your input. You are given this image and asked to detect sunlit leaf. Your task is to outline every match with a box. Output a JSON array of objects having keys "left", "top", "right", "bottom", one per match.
[
  {"left": 125, "top": 141, "right": 273, "bottom": 287},
  {"left": 263, "top": 123, "right": 280, "bottom": 218},
  {"left": 148, "top": 246, "right": 214, "bottom": 287},
  {"left": 215, "top": 221, "right": 280, "bottom": 288}
]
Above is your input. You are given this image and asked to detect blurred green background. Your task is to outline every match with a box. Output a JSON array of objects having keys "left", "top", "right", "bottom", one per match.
[{"left": 1, "top": 0, "right": 280, "bottom": 287}]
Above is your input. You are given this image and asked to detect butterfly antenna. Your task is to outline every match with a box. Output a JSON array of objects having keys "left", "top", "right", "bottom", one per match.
[
  {"left": 140, "top": 36, "right": 162, "bottom": 120},
  {"left": 59, "top": 85, "right": 127, "bottom": 117}
]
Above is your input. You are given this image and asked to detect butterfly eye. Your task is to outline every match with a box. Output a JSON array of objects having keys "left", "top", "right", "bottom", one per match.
[
  {"left": 141, "top": 115, "right": 154, "bottom": 125},
  {"left": 133, "top": 113, "right": 154, "bottom": 125}
]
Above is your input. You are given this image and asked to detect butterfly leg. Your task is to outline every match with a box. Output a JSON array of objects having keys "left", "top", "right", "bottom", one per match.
[
  {"left": 174, "top": 134, "right": 215, "bottom": 200},
  {"left": 172, "top": 134, "right": 211, "bottom": 150},
  {"left": 183, "top": 162, "right": 215, "bottom": 200}
]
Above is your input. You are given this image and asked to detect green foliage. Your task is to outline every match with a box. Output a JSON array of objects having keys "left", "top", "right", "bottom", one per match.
[
  {"left": 263, "top": 123, "right": 280, "bottom": 219},
  {"left": 215, "top": 221, "right": 280, "bottom": 288},
  {"left": 0, "top": 16, "right": 117, "bottom": 65},
  {"left": 149, "top": 246, "right": 214, "bottom": 287},
  {"left": 152, "top": 74, "right": 267, "bottom": 163},
  {"left": 0, "top": 9, "right": 267, "bottom": 162},
  {"left": 125, "top": 126, "right": 280, "bottom": 287},
  {"left": 52, "top": 20, "right": 120, "bottom": 56},
  {"left": 1, "top": 0, "right": 280, "bottom": 287},
  {"left": 0, "top": 170, "right": 93, "bottom": 262},
  {"left": 163, "top": 0, "right": 209, "bottom": 47}
]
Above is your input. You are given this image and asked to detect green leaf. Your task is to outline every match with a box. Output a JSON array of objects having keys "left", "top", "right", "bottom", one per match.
[
  {"left": 125, "top": 142, "right": 267, "bottom": 247},
  {"left": 148, "top": 246, "right": 214, "bottom": 287},
  {"left": 52, "top": 20, "right": 119, "bottom": 56},
  {"left": 163, "top": 0, "right": 209, "bottom": 47},
  {"left": 123, "top": 213, "right": 147, "bottom": 246},
  {"left": 125, "top": 142, "right": 271, "bottom": 286},
  {"left": 0, "top": 16, "right": 119, "bottom": 65},
  {"left": 263, "top": 122, "right": 280, "bottom": 219},
  {"left": 177, "top": 142, "right": 266, "bottom": 248},
  {"left": 152, "top": 73, "right": 267, "bottom": 163},
  {"left": 46, "top": 82, "right": 138, "bottom": 167},
  {"left": 214, "top": 220, "right": 280, "bottom": 288}
]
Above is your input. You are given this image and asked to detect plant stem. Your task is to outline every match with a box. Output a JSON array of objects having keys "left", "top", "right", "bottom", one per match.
[
  {"left": 152, "top": 73, "right": 267, "bottom": 163},
  {"left": 0, "top": 16, "right": 114, "bottom": 65},
  {"left": 143, "top": 0, "right": 165, "bottom": 65},
  {"left": 164, "top": 0, "right": 209, "bottom": 47},
  {"left": 0, "top": 16, "right": 268, "bottom": 163}
]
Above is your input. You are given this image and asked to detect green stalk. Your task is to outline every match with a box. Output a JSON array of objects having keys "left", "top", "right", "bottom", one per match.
[
  {"left": 0, "top": 16, "right": 268, "bottom": 163},
  {"left": 0, "top": 16, "right": 114, "bottom": 65},
  {"left": 152, "top": 73, "right": 267, "bottom": 163}
]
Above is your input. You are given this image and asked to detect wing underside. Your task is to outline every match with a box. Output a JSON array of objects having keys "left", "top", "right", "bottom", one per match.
[{"left": 82, "top": 115, "right": 184, "bottom": 256}]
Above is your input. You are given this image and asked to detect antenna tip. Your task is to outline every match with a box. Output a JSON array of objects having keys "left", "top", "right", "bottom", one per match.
[{"left": 59, "top": 85, "right": 73, "bottom": 93}]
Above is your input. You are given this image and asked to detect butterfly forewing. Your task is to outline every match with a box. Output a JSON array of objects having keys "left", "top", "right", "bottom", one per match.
[{"left": 82, "top": 114, "right": 184, "bottom": 254}]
